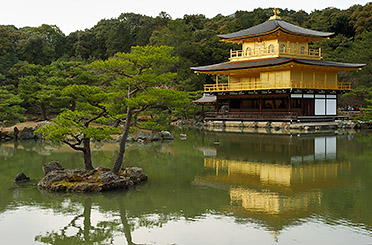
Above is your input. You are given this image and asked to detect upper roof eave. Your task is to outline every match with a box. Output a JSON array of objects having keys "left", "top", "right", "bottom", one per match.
[
  {"left": 191, "top": 57, "right": 293, "bottom": 72},
  {"left": 217, "top": 19, "right": 334, "bottom": 40},
  {"left": 190, "top": 58, "right": 366, "bottom": 73}
]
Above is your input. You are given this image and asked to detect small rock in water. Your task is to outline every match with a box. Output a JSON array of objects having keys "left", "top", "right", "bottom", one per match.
[
  {"left": 134, "top": 131, "right": 151, "bottom": 142},
  {"left": 14, "top": 173, "right": 30, "bottom": 183},
  {"left": 160, "top": 131, "right": 174, "bottom": 140},
  {"left": 137, "top": 138, "right": 145, "bottom": 144},
  {"left": 179, "top": 134, "right": 188, "bottom": 140}
]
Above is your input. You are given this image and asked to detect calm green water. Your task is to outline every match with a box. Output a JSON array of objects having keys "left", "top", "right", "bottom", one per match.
[{"left": 1, "top": 128, "right": 372, "bottom": 244}]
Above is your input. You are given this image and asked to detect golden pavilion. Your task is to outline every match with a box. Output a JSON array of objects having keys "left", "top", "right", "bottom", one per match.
[{"left": 192, "top": 10, "right": 365, "bottom": 122}]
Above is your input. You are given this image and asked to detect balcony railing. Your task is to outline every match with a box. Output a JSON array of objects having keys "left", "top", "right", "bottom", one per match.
[
  {"left": 230, "top": 45, "right": 321, "bottom": 60},
  {"left": 204, "top": 81, "right": 351, "bottom": 92},
  {"left": 204, "top": 111, "right": 298, "bottom": 121}
]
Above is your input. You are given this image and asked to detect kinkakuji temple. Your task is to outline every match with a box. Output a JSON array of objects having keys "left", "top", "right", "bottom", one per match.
[{"left": 192, "top": 10, "right": 365, "bottom": 122}]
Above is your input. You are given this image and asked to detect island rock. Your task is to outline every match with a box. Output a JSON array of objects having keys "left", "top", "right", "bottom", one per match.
[{"left": 38, "top": 165, "right": 148, "bottom": 192}]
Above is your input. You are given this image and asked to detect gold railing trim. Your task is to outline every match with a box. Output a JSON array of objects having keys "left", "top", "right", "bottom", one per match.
[
  {"left": 204, "top": 81, "right": 351, "bottom": 92},
  {"left": 230, "top": 45, "right": 322, "bottom": 61}
]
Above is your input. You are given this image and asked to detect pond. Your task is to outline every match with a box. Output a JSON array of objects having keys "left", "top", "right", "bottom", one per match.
[{"left": 1, "top": 128, "right": 372, "bottom": 244}]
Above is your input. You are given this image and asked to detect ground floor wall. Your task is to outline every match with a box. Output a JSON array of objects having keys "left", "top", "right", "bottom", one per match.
[{"left": 207, "top": 91, "right": 340, "bottom": 121}]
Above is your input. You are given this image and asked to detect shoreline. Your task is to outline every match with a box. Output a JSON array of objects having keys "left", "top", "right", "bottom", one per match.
[{"left": 1, "top": 119, "right": 372, "bottom": 142}]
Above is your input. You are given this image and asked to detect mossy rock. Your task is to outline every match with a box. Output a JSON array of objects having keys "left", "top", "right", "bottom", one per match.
[{"left": 38, "top": 167, "right": 147, "bottom": 192}]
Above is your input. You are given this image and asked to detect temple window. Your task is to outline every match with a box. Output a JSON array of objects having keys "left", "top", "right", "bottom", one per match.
[
  {"left": 300, "top": 46, "right": 306, "bottom": 55},
  {"left": 268, "top": 44, "right": 275, "bottom": 53},
  {"left": 280, "top": 44, "right": 286, "bottom": 53},
  {"left": 246, "top": 47, "right": 252, "bottom": 56},
  {"left": 255, "top": 43, "right": 264, "bottom": 53}
]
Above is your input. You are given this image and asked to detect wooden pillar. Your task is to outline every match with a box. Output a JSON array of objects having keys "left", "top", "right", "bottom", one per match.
[
  {"left": 301, "top": 95, "right": 304, "bottom": 116},
  {"left": 306, "top": 40, "right": 309, "bottom": 55},
  {"left": 296, "top": 41, "right": 299, "bottom": 54},
  {"left": 259, "top": 97, "right": 262, "bottom": 114}
]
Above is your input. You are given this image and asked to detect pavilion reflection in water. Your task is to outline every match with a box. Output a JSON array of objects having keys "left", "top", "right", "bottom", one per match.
[{"left": 196, "top": 134, "right": 351, "bottom": 222}]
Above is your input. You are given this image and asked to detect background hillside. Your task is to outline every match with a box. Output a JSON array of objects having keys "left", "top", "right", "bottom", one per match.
[{"left": 0, "top": 4, "right": 371, "bottom": 120}]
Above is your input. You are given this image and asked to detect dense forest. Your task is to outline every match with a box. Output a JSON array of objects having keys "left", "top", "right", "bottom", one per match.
[{"left": 1, "top": 4, "right": 372, "bottom": 123}]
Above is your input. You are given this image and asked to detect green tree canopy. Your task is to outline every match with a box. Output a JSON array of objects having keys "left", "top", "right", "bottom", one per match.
[
  {"left": 0, "top": 84, "right": 25, "bottom": 124},
  {"left": 16, "top": 25, "right": 66, "bottom": 65},
  {"left": 36, "top": 45, "right": 190, "bottom": 172},
  {"left": 18, "top": 61, "right": 96, "bottom": 120},
  {"left": 92, "top": 45, "right": 186, "bottom": 172},
  {"left": 36, "top": 84, "right": 118, "bottom": 170}
]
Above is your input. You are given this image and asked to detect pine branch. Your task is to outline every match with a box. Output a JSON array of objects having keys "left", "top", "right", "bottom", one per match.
[{"left": 62, "top": 139, "right": 84, "bottom": 151}]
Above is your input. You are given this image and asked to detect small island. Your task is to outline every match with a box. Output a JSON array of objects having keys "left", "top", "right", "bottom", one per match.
[{"left": 38, "top": 161, "right": 147, "bottom": 192}]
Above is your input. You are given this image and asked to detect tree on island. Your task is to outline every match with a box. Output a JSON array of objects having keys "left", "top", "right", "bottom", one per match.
[
  {"left": 36, "top": 84, "right": 118, "bottom": 170},
  {"left": 36, "top": 45, "right": 189, "bottom": 173},
  {"left": 92, "top": 45, "right": 185, "bottom": 173}
]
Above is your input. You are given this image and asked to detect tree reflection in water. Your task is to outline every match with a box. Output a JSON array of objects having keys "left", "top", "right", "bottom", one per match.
[{"left": 34, "top": 197, "right": 143, "bottom": 244}]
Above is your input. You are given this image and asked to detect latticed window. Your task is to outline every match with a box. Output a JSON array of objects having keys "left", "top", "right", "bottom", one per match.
[
  {"left": 300, "top": 46, "right": 306, "bottom": 55},
  {"left": 268, "top": 44, "right": 275, "bottom": 53},
  {"left": 246, "top": 47, "right": 252, "bottom": 56},
  {"left": 255, "top": 43, "right": 264, "bottom": 54},
  {"left": 280, "top": 44, "right": 286, "bottom": 53}
]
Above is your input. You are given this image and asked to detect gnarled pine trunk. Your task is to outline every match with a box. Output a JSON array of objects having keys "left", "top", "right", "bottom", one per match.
[
  {"left": 112, "top": 108, "right": 133, "bottom": 173},
  {"left": 83, "top": 138, "right": 94, "bottom": 170}
]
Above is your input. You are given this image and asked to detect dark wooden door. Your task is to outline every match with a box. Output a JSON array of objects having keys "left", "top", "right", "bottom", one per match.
[{"left": 303, "top": 99, "right": 314, "bottom": 116}]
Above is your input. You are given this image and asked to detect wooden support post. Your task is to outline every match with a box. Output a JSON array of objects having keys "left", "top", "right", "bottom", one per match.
[
  {"left": 259, "top": 97, "right": 262, "bottom": 114},
  {"left": 216, "top": 75, "right": 219, "bottom": 90},
  {"left": 296, "top": 41, "right": 299, "bottom": 54},
  {"left": 301, "top": 95, "right": 304, "bottom": 116}
]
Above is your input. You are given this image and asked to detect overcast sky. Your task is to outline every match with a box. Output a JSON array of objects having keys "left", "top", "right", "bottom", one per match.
[{"left": 1, "top": 0, "right": 370, "bottom": 34}]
